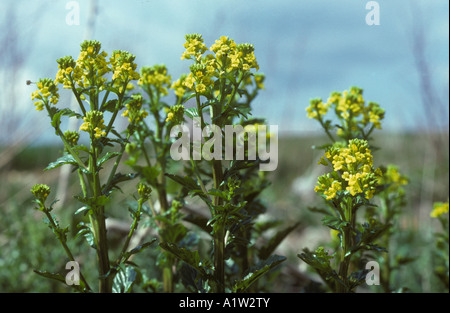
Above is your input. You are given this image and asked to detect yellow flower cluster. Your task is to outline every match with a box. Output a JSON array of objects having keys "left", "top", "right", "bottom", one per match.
[
  {"left": 184, "top": 63, "right": 215, "bottom": 94},
  {"left": 254, "top": 73, "right": 265, "bottom": 90},
  {"left": 73, "top": 40, "right": 110, "bottom": 89},
  {"left": 55, "top": 55, "right": 77, "bottom": 89},
  {"left": 31, "top": 78, "right": 60, "bottom": 111},
  {"left": 306, "top": 98, "right": 330, "bottom": 120},
  {"left": 110, "top": 50, "right": 140, "bottom": 88},
  {"left": 165, "top": 104, "right": 185, "bottom": 124},
  {"left": 54, "top": 40, "right": 140, "bottom": 94},
  {"left": 122, "top": 94, "right": 148, "bottom": 124},
  {"left": 64, "top": 130, "right": 80, "bottom": 147},
  {"left": 329, "top": 87, "right": 385, "bottom": 129},
  {"left": 232, "top": 43, "right": 259, "bottom": 72},
  {"left": 181, "top": 34, "right": 208, "bottom": 61},
  {"left": 170, "top": 74, "right": 189, "bottom": 98},
  {"left": 178, "top": 34, "right": 260, "bottom": 95},
  {"left": 138, "top": 65, "right": 172, "bottom": 96},
  {"left": 79, "top": 110, "right": 107, "bottom": 138},
  {"left": 306, "top": 87, "right": 385, "bottom": 132},
  {"left": 31, "top": 184, "right": 51, "bottom": 205},
  {"left": 377, "top": 165, "right": 408, "bottom": 193},
  {"left": 315, "top": 139, "right": 381, "bottom": 200},
  {"left": 209, "top": 36, "right": 259, "bottom": 73},
  {"left": 431, "top": 201, "right": 449, "bottom": 218},
  {"left": 137, "top": 182, "right": 152, "bottom": 201}
]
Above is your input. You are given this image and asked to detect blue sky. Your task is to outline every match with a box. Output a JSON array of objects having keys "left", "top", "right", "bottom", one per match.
[{"left": 1, "top": 0, "right": 448, "bottom": 144}]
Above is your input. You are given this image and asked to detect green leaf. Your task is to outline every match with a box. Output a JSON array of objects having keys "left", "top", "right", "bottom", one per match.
[
  {"left": 75, "top": 222, "right": 96, "bottom": 249},
  {"left": 222, "top": 160, "right": 259, "bottom": 180},
  {"left": 97, "top": 152, "right": 120, "bottom": 168},
  {"left": 33, "top": 270, "right": 66, "bottom": 284},
  {"left": 159, "top": 224, "right": 188, "bottom": 244},
  {"left": 112, "top": 265, "right": 137, "bottom": 293},
  {"left": 207, "top": 188, "right": 228, "bottom": 200},
  {"left": 233, "top": 255, "right": 286, "bottom": 292},
  {"left": 45, "top": 154, "right": 79, "bottom": 171},
  {"left": 102, "top": 99, "right": 118, "bottom": 112},
  {"left": 165, "top": 173, "right": 199, "bottom": 191},
  {"left": 122, "top": 239, "right": 157, "bottom": 262},
  {"left": 51, "top": 110, "right": 64, "bottom": 129},
  {"left": 258, "top": 223, "right": 300, "bottom": 260},
  {"left": 322, "top": 215, "right": 348, "bottom": 230},
  {"left": 74, "top": 206, "right": 91, "bottom": 216},
  {"left": 184, "top": 107, "right": 200, "bottom": 119},
  {"left": 74, "top": 195, "right": 109, "bottom": 208},
  {"left": 103, "top": 172, "right": 138, "bottom": 195},
  {"left": 159, "top": 242, "right": 213, "bottom": 281},
  {"left": 297, "top": 247, "right": 339, "bottom": 283}
]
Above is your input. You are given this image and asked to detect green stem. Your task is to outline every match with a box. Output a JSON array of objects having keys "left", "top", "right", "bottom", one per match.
[
  {"left": 117, "top": 199, "right": 143, "bottom": 263},
  {"left": 210, "top": 94, "right": 225, "bottom": 292},
  {"left": 42, "top": 208, "right": 91, "bottom": 291},
  {"left": 89, "top": 140, "right": 111, "bottom": 293},
  {"left": 318, "top": 115, "right": 335, "bottom": 143},
  {"left": 337, "top": 199, "right": 355, "bottom": 293}
]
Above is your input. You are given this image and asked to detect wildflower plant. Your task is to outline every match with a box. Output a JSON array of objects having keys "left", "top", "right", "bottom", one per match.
[
  {"left": 299, "top": 87, "right": 408, "bottom": 293},
  {"left": 30, "top": 40, "right": 156, "bottom": 293},
  {"left": 158, "top": 34, "right": 288, "bottom": 293}
]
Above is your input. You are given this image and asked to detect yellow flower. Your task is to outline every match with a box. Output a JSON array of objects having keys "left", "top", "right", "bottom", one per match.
[
  {"left": 122, "top": 94, "right": 148, "bottom": 124},
  {"left": 183, "top": 63, "right": 214, "bottom": 94},
  {"left": 138, "top": 65, "right": 171, "bottom": 96},
  {"left": 110, "top": 50, "right": 140, "bottom": 86},
  {"left": 378, "top": 165, "right": 408, "bottom": 194},
  {"left": 79, "top": 110, "right": 107, "bottom": 138},
  {"left": 64, "top": 130, "right": 80, "bottom": 146},
  {"left": 165, "top": 104, "right": 185, "bottom": 124},
  {"left": 181, "top": 33, "right": 208, "bottom": 61},
  {"left": 31, "top": 184, "right": 51, "bottom": 205},
  {"left": 315, "top": 139, "right": 380, "bottom": 200},
  {"left": 306, "top": 98, "right": 330, "bottom": 120},
  {"left": 31, "top": 78, "right": 59, "bottom": 111},
  {"left": 431, "top": 201, "right": 449, "bottom": 218},
  {"left": 70, "top": 40, "right": 112, "bottom": 90},
  {"left": 171, "top": 74, "right": 189, "bottom": 98}
]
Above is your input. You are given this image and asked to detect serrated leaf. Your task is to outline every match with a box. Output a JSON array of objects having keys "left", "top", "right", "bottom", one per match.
[
  {"left": 97, "top": 152, "right": 120, "bottom": 168},
  {"left": 45, "top": 154, "right": 79, "bottom": 171},
  {"left": 102, "top": 99, "right": 118, "bottom": 112},
  {"left": 33, "top": 270, "right": 66, "bottom": 284},
  {"left": 184, "top": 107, "right": 200, "bottom": 119},
  {"left": 75, "top": 222, "right": 96, "bottom": 249},
  {"left": 322, "top": 215, "right": 348, "bottom": 230},
  {"left": 112, "top": 265, "right": 137, "bottom": 293},
  {"left": 74, "top": 195, "right": 109, "bottom": 208},
  {"left": 233, "top": 255, "right": 286, "bottom": 292},
  {"left": 122, "top": 239, "right": 157, "bottom": 262},
  {"left": 165, "top": 173, "right": 199, "bottom": 191},
  {"left": 159, "top": 242, "right": 213, "bottom": 281}
]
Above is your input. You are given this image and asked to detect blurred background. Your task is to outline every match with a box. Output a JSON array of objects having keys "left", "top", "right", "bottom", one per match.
[{"left": 0, "top": 0, "right": 448, "bottom": 292}]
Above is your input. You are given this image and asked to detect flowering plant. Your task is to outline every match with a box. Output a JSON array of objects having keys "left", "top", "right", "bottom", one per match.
[
  {"left": 299, "top": 87, "right": 409, "bottom": 293},
  {"left": 30, "top": 40, "right": 155, "bottom": 293}
]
